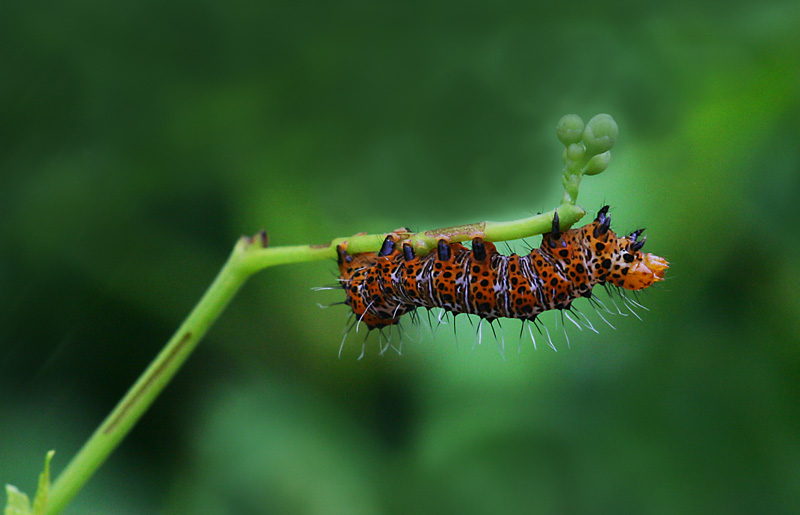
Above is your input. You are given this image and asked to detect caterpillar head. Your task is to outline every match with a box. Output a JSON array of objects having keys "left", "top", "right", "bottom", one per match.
[
  {"left": 616, "top": 230, "right": 668, "bottom": 290},
  {"left": 589, "top": 207, "right": 669, "bottom": 291},
  {"left": 621, "top": 251, "right": 669, "bottom": 290}
]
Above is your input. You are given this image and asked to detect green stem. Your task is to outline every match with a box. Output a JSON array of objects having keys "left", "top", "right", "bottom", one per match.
[
  {"left": 45, "top": 236, "right": 257, "bottom": 515},
  {"left": 43, "top": 114, "right": 616, "bottom": 514},
  {"left": 45, "top": 203, "right": 588, "bottom": 514}
]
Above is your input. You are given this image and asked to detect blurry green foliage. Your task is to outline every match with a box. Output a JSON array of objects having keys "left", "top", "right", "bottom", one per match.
[{"left": 2, "top": 0, "right": 800, "bottom": 513}]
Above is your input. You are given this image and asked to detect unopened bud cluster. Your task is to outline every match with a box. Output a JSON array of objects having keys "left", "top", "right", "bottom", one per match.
[{"left": 557, "top": 113, "right": 618, "bottom": 177}]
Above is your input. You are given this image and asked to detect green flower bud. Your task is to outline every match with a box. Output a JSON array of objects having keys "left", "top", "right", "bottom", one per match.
[
  {"left": 556, "top": 114, "right": 585, "bottom": 146},
  {"left": 583, "top": 151, "right": 611, "bottom": 175},
  {"left": 583, "top": 114, "right": 618, "bottom": 154},
  {"left": 566, "top": 143, "right": 585, "bottom": 163}
]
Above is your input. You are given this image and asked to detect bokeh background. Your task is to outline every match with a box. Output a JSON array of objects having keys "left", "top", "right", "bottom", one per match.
[{"left": 3, "top": 1, "right": 800, "bottom": 513}]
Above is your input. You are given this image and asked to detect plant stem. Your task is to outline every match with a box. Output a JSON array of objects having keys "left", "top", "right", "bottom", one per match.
[
  {"left": 44, "top": 203, "right": 588, "bottom": 514},
  {"left": 43, "top": 113, "right": 614, "bottom": 514},
  {"left": 45, "top": 236, "right": 258, "bottom": 515}
]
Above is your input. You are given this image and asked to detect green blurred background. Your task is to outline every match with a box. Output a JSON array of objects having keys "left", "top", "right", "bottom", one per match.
[{"left": 3, "top": 1, "right": 800, "bottom": 513}]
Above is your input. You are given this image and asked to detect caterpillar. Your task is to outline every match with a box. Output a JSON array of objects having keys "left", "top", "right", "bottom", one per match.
[{"left": 336, "top": 206, "right": 668, "bottom": 335}]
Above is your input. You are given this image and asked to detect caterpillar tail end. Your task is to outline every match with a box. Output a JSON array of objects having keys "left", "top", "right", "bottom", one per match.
[{"left": 621, "top": 253, "right": 669, "bottom": 290}]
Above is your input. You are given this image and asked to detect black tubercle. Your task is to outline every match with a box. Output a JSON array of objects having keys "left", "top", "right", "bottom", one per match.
[
  {"left": 472, "top": 238, "right": 487, "bottom": 261},
  {"left": 629, "top": 229, "right": 645, "bottom": 241},
  {"left": 403, "top": 243, "right": 415, "bottom": 261},
  {"left": 628, "top": 229, "right": 646, "bottom": 251},
  {"left": 594, "top": 206, "right": 611, "bottom": 238},
  {"left": 551, "top": 210, "right": 561, "bottom": 240},
  {"left": 546, "top": 211, "right": 563, "bottom": 248},
  {"left": 336, "top": 245, "right": 352, "bottom": 265},
  {"left": 595, "top": 205, "right": 610, "bottom": 223},
  {"left": 378, "top": 236, "right": 395, "bottom": 257},
  {"left": 437, "top": 239, "right": 451, "bottom": 261}
]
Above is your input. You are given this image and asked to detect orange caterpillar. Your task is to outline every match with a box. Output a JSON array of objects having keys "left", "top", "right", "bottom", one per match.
[{"left": 336, "top": 206, "right": 668, "bottom": 331}]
